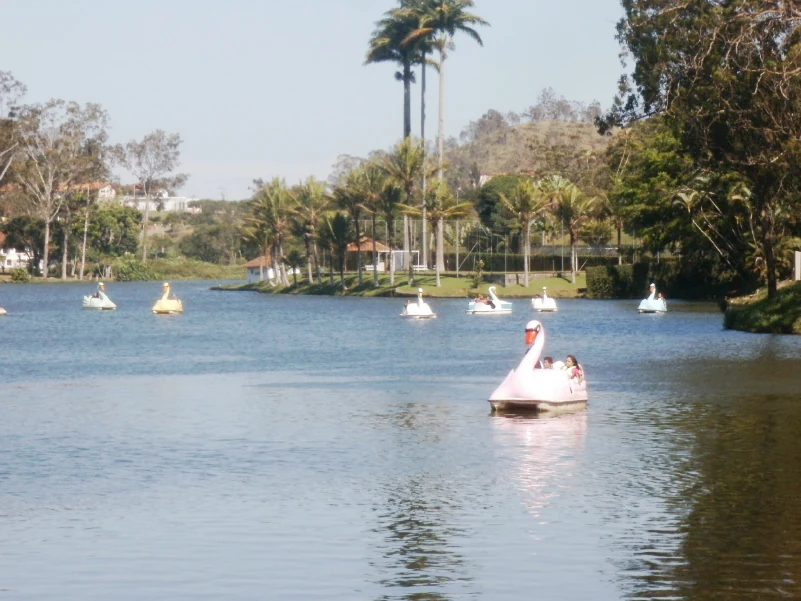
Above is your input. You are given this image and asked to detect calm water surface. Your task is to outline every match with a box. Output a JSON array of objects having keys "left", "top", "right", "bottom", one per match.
[{"left": 2, "top": 281, "right": 801, "bottom": 600}]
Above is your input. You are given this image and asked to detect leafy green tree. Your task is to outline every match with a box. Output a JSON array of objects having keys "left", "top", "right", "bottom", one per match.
[
  {"left": 542, "top": 175, "right": 596, "bottom": 284},
  {"left": 605, "top": 0, "right": 801, "bottom": 297},
  {"left": 12, "top": 100, "right": 108, "bottom": 277},
  {"left": 0, "top": 71, "right": 26, "bottom": 185},
  {"left": 475, "top": 174, "right": 526, "bottom": 235},
  {"left": 2, "top": 215, "right": 45, "bottom": 274},
  {"left": 499, "top": 179, "right": 549, "bottom": 287},
  {"left": 88, "top": 204, "right": 141, "bottom": 257},
  {"left": 178, "top": 223, "right": 241, "bottom": 264},
  {"left": 115, "top": 130, "right": 187, "bottom": 264}
]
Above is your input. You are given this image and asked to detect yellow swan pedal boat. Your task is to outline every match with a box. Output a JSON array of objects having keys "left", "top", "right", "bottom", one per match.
[{"left": 152, "top": 282, "right": 184, "bottom": 314}]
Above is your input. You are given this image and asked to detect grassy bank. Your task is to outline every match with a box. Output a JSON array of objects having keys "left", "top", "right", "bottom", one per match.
[
  {"left": 213, "top": 272, "right": 587, "bottom": 298},
  {"left": 0, "top": 258, "right": 246, "bottom": 284},
  {"left": 724, "top": 281, "right": 801, "bottom": 334}
]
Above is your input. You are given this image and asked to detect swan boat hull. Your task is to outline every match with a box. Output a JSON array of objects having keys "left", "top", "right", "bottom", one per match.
[
  {"left": 82, "top": 294, "right": 117, "bottom": 310},
  {"left": 0, "top": 307, "right": 7, "bottom": 316},
  {"left": 467, "top": 285, "right": 513, "bottom": 315},
  {"left": 466, "top": 303, "right": 512, "bottom": 315},
  {"left": 152, "top": 299, "right": 184, "bottom": 314},
  {"left": 638, "top": 299, "right": 667, "bottom": 313},
  {"left": 489, "top": 370, "right": 588, "bottom": 412},
  {"left": 531, "top": 298, "right": 558, "bottom": 312},
  {"left": 400, "top": 310, "right": 436, "bottom": 319}
]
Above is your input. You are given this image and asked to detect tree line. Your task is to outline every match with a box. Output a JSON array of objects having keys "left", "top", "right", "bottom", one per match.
[{"left": 0, "top": 71, "right": 186, "bottom": 278}]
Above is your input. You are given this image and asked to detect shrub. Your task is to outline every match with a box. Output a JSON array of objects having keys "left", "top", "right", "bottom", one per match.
[
  {"left": 585, "top": 266, "right": 612, "bottom": 298},
  {"left": 114, "top": 258, "right": 155, "bottom": 282},
  {"left": 10, "top": 267, "right": 31, "bottom": 283},
  {"left": 472, "top": 259, "right": 485, "bottom": 288}
]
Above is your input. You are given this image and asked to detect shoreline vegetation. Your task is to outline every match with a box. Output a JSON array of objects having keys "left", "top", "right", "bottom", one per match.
[
  {"left": 724, "top": 281, "right": 801, "bottom": 335},
  {"left": 0, "top": 258, "right": 244, "bottom": 283},
  {"left": 212, "top": 272, "right": 587, "bottom": 298}
]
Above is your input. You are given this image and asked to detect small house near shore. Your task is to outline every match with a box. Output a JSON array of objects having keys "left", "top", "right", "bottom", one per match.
[
  {"left": 346, "top": 238, "right": 392, "bottom": 271},
  {"left": 245, "top": 255, "right": 274, "bottom": 283}
]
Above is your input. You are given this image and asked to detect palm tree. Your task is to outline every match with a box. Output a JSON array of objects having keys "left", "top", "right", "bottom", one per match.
[
  {"left": 250, "top": 177, "right": 294, "bottom": 286},
  {"left": 404, "top": 0, "right": 489, "bottom": 178},
  {"left": 350, "top": 163, "right": 389, "bottom": 288},
  {"left": 499, "top": 179, "right": 549, "bottom": 287},
  {"left": 381, "top": 137, "right": 434, "bottom": 285},
  {"left": 366, "top": 9, "right": 421, "bottom": 139},
  {"left": 333, "top": 170, "right": 367, "bottom": 287},
  {"left": 543, "top": 175, "right": 597, "bottom": 284},
  {"left": 291, "top": 176, "right": 329, "bottom": 283},
  {"left": 242, "top": 213, "right": 273, "bottom": 284},
  {"left": 378, "top": 182, "right": 403, "bottom": 286},
  {"left": 401, "top": 179, "right": 474, "bottom": 286},
  {"left": 318, "top": 211, "right": 352, "bottom": 287}
]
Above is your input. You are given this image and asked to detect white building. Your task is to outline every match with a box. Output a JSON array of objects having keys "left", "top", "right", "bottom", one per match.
[
  {"left": 121, "top": 190, "right": 199, "bottom": 213},
  {"left": 0, "top": 232, "right": 34, "bottom": 272}
]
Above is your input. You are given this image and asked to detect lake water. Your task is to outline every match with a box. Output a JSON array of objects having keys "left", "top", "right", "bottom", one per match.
[{"left": 2, "top": 281, "right": 801, "bottom": 600}]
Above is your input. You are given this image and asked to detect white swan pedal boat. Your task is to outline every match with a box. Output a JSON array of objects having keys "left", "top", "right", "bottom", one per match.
[
  {"left": 531, "top": 286, "right": 558, "bottom": 312},
  {"left": 400, "top": 288, "right": 436, "bottom": 319},
  {"left": 466, "top": 285, "right": 513, "bottom": 315},
  {"left": 152, "top": 282, "right": 184, "bottom": 314},
  {"left": 83, "top": 283, "right": 117, "bottom": 310},
  {"left": 0, "top": 307, "right": 7, "bottom": 316},
  {"left": 489, "top": 319, "right": 588, "bottom": 412},
  {"left": 638, "top": 283, "right": 667, "bottom": 313}
]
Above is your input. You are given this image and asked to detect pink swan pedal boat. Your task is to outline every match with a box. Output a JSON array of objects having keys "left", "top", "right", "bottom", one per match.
[{"left": 489, "top": 319, "right": 588, "bottom": 412}]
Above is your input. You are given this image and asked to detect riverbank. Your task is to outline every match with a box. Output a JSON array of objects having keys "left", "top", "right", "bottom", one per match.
[
  {"left": 212, "top": 272, "right": 587, "bottom": 298},
  {"left": 724, "top": 281, "right": 801, "bottom": 334},
  {"left": 0, "top": 258, "right": 244, "bottom": 284}
]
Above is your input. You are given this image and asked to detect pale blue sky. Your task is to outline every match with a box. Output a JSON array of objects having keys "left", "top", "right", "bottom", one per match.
[{"left": 0, "top": 0, "right": 624, "bottom": 199}]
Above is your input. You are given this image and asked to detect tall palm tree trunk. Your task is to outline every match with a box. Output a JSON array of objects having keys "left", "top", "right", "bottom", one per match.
[
  {"left": 355, "top": 219, "right": 363, "bottom": 286},
  {"left": 141, "top": 193, "right": 151, "bottom": 263},
  {"left": 570, "top": 231, "right": 577, "bottom": 284},
  {"left": 455, "top": 221, "right": 460, "bottom": 279},
  {"left": 524, "top": 221, "right": 531, "bottom": 288},
  {"left": 42, "top": 220, "right": 50, "bottom": 278},
  {"left": 372, "top": 215, "right": 379, "bottom": 288},
  {"left": 402, "top": 215, "right": 410, "bottom": 269},
  {"left": 436, "top": 218, "right": 444, "bottom": 287},
  {"left": 403, "top": 62, "right": 412, "bottom": 139},
  {"left": 313, "top": 240, "right": 323, "bottom": 283},
  {"left": 421, "top": 62, "right": 428, "bottom": 269},
  {"left": 387, "top": 218, "right": 396, "bottom": 287},
  {"left": 407, "top": 217, "right": 415, "bottom": 286},
  {"left": 437, "top": 48, "right": 446, "bottom": 180},
  {"left": 61, "top": 208, "right": 71, "bottom": 279},
  {"left": 305, "top": 236, "right": 313, "bottom": 283},
  {"left": 79, "top": 208, "right": 90, "bottom": 280}
]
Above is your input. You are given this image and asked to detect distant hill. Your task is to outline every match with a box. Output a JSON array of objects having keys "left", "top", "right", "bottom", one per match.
[{"left": 445, "top": 118, "right": 616, "bottom": 190}]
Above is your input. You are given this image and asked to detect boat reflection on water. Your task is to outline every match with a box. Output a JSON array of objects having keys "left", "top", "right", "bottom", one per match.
[{"left": 491, "top": 409, "right": 587, "bottom": 518}]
